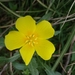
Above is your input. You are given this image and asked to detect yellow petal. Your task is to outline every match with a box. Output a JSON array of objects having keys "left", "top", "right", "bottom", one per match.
[
  {"left": 20, "top": 44, "right": 35, "bottom": 65},
  {"left": 35, "top": 20, "right": 55, "bottom": 39},
  {"left": 5, "top": 31, "right": 25, "bottom": 50},
  {"left": 15, "top": 15, "right": 36, "bottom": 35},
  {"left": 35, "top": 40, "right": 55, "bottom": 60}
]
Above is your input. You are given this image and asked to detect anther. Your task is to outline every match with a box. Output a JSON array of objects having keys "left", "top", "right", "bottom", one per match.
[
  {"left": 32, "top": 34, "right": 35, "bottom": 37},
  {"left": 34, "top": 37, "right": 38, "bottom": 40}
]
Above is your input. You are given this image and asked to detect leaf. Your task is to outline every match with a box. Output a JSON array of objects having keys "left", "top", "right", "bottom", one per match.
[
  {"left": 28, "top": 58, "right": 39, "bottom": 75},
  {"left": 13, "top": 62, "right": 26, "bottom": 70},
  {"left": 0, "top": 56, "right": 8, "bottom": 63},
  {"left": 44, "top": 63, "right": 61, "bottom": 75},
  {"left": 8, "top": 52, "right": 20, "bottom": 62},
  {"left": 0, "top": 52, "right": 20, "bottom": 64},
  {"left": 45, "top": 70, "right": 55, "bottom": 75},
  {"left": 55, "top": 31, "right": 61, "bottom": 36},
  {"left": 9, "top": 2, "right": 17, "bottom": 11},
  {"left": 37, "top": 12, "right": 52, "bottom": 23},
  {"left": 45, "top": 70, "right": 61, "bottom": 75},
  {"left": 55, "top": 72, "right": 61, "bottom": 75},
  {"left": 44, "top": 64, "right": 54, "bottom": 75}
]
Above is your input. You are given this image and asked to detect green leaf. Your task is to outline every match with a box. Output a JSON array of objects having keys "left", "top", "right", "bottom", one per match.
[
  {"left": 44, "top": 64, "right": 54, "bottom": 75},
  {"left": 45, "top": 70, "right": 55, "bottom": 75},
  {"left": 28, "top": 58, "right": 39, "bottom": 75},
  {"left": 37, "top": 12, "right": 52, "bottom": 23},
  {"left": 22, "top": 69, "right": 30, "bottom": 75},
  {"left": 8, "top": 52, "right": 20, "bottom": 62},
  {"left": 44, "top": 63, "right": 61, "bottom": 75},
  {"left": 55, "top": 72, "right": 61, "bottom": 75},
  {"left": 13, "top": 62, "right": 26, "bottom": 70},
  {"left": 0, "top": 56, "right": 8, "bottom": 63},
  {"left": 55, "top": 31, "right": 61, "bottom": 36},
  {"left": 9, "top": 2, "right": 17, "bottom": 11},
  {"left": 0, "top": 52, "right": 20, "bottom": 64},
  {"left": 45, "top": 70, "right": 61, "bottom": 75}
]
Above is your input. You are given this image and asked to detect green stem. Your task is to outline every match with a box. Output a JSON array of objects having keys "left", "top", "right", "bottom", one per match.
[
  {"left": 0, "top": 2, "right": 21, "bottom": 17},
  {"left": 52, "top": 25, "right": 75, "bottom": 71}
]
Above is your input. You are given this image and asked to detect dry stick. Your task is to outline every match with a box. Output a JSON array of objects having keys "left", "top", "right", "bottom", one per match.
[
  {"left": 53, "top": 51, "right": 75, "bottom": 57},
  {"left": 68, "top": 62, "right": 75, "bottom": 67},
  {"left": 67, "top": 64, "right": 74, "bottom": 75},
  {"left": 53, "top": 17, "right": 75, "bottom": 26},
  {"left": 0, "top": 16, "right": 75, "bottom": 29},
  {"left": 0, "top": 64, "right": 8, "bottom": 75},
  {"left": 61, "top": 0, "right": 75, "bottom": 29},
  {"left": 60, "top": 63, "right": 67, "bottom": 73},
  {"left": 0, "top": 23, "right": 14, "bottom": 28},
  {"left": 52, "top": 16, "right": 75, "bottom": 26},
  {"left": 51, "top": 13, "right": 75, "bottom": 21},
  {"left": 10, "top": 52, "right": 13, "bottom": 75},
  {"left": 51, "top": 12, "right": 75, "bottom": 25}
]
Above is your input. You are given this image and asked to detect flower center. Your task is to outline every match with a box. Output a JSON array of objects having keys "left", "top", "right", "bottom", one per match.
[{"left": 25, "top": 34, "right": 38, "bottom": 47}]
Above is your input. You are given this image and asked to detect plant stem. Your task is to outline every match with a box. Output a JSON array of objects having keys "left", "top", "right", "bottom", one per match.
[
  {"left": 0, "top": 2, "right": 21, "bottom": 17},
  {"left": 52, "top": 25, "right": 75, "bottom": 71}
]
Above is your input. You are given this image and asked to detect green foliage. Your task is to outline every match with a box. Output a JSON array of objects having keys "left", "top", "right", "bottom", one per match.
[
  {"left": 0, "top": 56, "right": 8, "bottom": 63},
  {"left": 28, "top": 58, "right": 39, "bottom": 75},
  {"left": 13, "top": 62, "right": 26, "bottom": 70},
  {"left": 8, "top": 2, "right": 17, "bottom": 11},
  {"left": 0, "top": 0, "right": 75, "bottom": 75},
  {"left": 0, "top": 37, "right": 4, "bottom": 48},
  {"left": 71, "top": 42, "right": 75, "bottom": 61},
  {"left": 8, "top": 52, "right": 20, "bottom": 62},
  {"left": 37, "top": 12, "right": 52, "bottom": 23}
]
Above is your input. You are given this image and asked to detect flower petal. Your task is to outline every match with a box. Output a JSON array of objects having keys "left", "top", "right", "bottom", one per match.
[
  {"left": 35, "top": 20, "right": 55, "bottom": 39},
  {"left": 15, "top": 15, "right": 36, "bottom": 35},
  {"left": 20, "top": 44, "right": 35, "bottom": 65},
  {"left": 5, "top": 31, "right": 25, "bottom": 50},
  {"left": 35, "top": 40, "right": 55, "bottom": 60}
]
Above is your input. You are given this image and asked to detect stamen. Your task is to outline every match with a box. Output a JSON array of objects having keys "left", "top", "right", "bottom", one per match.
[
  {"left": 25, "top": 34, "right": 38, "bottom": 47},
  {"left": 29, "top": 42, "right": 31, "bottom": 45},
  {"left": 34, "top": 37, "right": 38, "bottom": 40},
  {"left": 34, "top": 42, "right": 38, "bottom": 44},
  {"left": 30, "top": 40, "right": 32, "bottom": 42},
  {"left": 31, "top": 43, "right": 34, "bottom": 47},
  {"left": 26, "top": 36, "right": 29, "bottom": 39},
  {"left": 25, "top": 40, "right": 29, "bottom": 43},
  {"left": 32, "top": 34, "right": 35, "bottom": 37}
]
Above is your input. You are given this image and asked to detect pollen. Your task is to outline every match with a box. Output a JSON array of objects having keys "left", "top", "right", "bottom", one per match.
[{"left": 25, "top": 34, "right": 38, "bottom": 47}]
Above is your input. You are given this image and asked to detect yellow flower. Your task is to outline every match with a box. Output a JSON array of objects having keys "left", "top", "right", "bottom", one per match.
[{"left": 5, "top": 15, "right": 55, "bottom": 65}]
